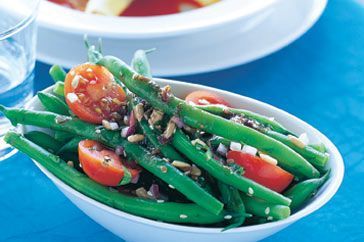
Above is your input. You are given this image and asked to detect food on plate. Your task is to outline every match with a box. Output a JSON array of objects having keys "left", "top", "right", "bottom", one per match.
[
  {"left": 1, "top": 43, "right": 330, "bottom": 229},
  {"left": 48, "top": 0, "right": 219, "bottom": 16}
]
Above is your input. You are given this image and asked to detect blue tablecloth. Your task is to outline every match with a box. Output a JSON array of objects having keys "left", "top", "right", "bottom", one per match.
[{"left": 1, "top": 1, "right": 361, "bottom": 241}]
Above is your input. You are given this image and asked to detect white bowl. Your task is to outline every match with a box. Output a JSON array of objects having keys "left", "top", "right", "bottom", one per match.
[
  {"left": 35, "top": 0, "right": 327, "bottom": 76},
  {"left": 24, "top": 79, "right": 344, "bottom": 242},
  {"left": 36, "top": 0, "right": 281, "bottom": 75},
  {"left": 38, "top": 0, "right": 277, "bottom": 38}
]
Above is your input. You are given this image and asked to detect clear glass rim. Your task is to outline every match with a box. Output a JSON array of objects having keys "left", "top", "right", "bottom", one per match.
[{"left": 0, "top": 0, "right": 40, "bottom": 39}]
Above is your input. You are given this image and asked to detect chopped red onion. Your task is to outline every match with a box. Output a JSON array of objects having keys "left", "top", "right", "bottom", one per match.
[
  {"left": 213, "top": 154, "right": 221, "bottom": 160},
  {"left": 123, "top": 115, "right": 129, "bottom": 126},
  {"left": 158, "top": 135, "right": 170, "bottom": 145},
  {"left": 217, "top": 143, "right": 228, "bottom": 156},
  {"left": 121, "top": 127, "right": 129, "bottom": 138},
  {"left": 129, "top": 111, "right": 136, "bottom": 128},
  {"left": 115, "top": 146, "right": 125, "bottom": 156},
  {"left": 131, "top": 173, "right": 140, "bottom": 184},
  {"left": 230, "top": 142, "right": 242, "bottom": 151},
  {"left": 126, "top": 126, "right": 135, "bottom": 137},
  {"left": 242, "top": 144, "right": 258, "bottom": 156},
  {"left": 127, "top": 160, "right": 139, "bottom": 169},
  {"left": 123, "top": 111, "right": 136, "bottom": 137},
  {"left": 171, "top": 116, "right": 184, "bottom": 128},
  {"left": 148, "top": 184, "right": 160, "bottom": 199}
]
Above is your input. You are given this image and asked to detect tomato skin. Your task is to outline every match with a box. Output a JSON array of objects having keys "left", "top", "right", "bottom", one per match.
[
  {"left": 227, "top": 151, "right": 294, "bottom": 193},
  {"left": 78, "top": 140, "right": 140, "bottom": 187},
  {"left": 64, "top": 63, "right": 126, "bottom": 124},
  {"left": 122, "top": 0, "right": 202, "bottom": 16},
  {"left": 185, "top": 90, "right": 231, "bottom": 107}
]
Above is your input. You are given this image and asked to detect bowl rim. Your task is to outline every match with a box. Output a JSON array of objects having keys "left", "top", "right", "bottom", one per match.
[
  {"left": 27, "top": 79, "right": 344, "bottom": 234},
  {"left": 37, "top": 0, "right": 278, "bottom": 38}
]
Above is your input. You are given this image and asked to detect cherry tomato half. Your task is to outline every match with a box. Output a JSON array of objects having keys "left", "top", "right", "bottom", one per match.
[
  {"left": 185, "top": 90, "right": 231, "bottom": 107},
  {"left": 78, "top": 140, "right": 140, "bottom": 187},
  {"left": 64, "top": 63, "right": 126, "bottom": 124},
  {"left": 227, "top": 151, "right": 294, "bottom": 193}
]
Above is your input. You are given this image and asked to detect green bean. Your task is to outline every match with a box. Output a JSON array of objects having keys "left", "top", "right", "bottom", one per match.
[
  {"left": 4, "top": 131, "right": 225, "bottom": 224},
  {"left": 241, "top": 195, "right": 291, "bottom": 221},
  {"left": 203, "top": 106, "right": 328, "bottom": 170},
  {"left": 24, "top": 131, "right": 62, "bottom": 153},
  {"left": 218, "top": 182, "right": 247, "bottom": 230},
  {"left": 57, "top": 136, "right": 83, "bottom": 154},
  {"left": 129, "top": 60, "right": 184, "bottom": 162},
  {"left": 0, "top": 106, "right": 224, "bottom": 215},
  {"left": 49, "top": 65, "right": 67, "bottom": 83},
  {"left": 54, "top": 131, "right": 74, "bottom": 143},
  {"left": 131, "top": 49, "right": 154, "bottom": 78},
  {"left": 59, "top": 152, "right": 80, "bottom": 167},
  {"left": 138, "top": 116, "right": 185, "bottom": 162},
  {"left": 209, "top": 136, "right": 232, "bottom": 148},
  {"left": 130, "top": 100, "right": 185, "bottom": 162},
  {"left": 37, "top": 92, "right": 69, "bottom": 115},
  {"left": 178, "top": 104, "right": 319, "bottom": 179},
  {"left": 244, "top": 216, "right": 269, "bottom": 225},
  {"left": 97, "top": 56, "right": 173, "bottom": 113},
  {"left": 210, "top": 135, "right": 328, "bottom": 179},
  {"left": 210, "top": 133, "right": 328, "bottom": 170},
  {"left": 172, "top": 129, "right": 291, "bottom": 206},
  {"left": 97, "top": 55, "right": 319, "bottom": 179},
  {"left": 265, "top": 131, "right": 328, "bottom": 170},
  {"left": 196, "top": 135, "right": 249, "bottom": 228},
  {"left": 199, "top": 104, "right": 292, "bottom": 135},
  {"left": 87, "top": 43, "right": 104, "bottom": 64},
  {"left": 309, "top": 143, "right": 327, "bottom": 153},
  {"left": 53, "top": 81, "right": 65, "bottom": 97},
  {"left": 284, "top": 171, "right": 330, "bottom": 212}
]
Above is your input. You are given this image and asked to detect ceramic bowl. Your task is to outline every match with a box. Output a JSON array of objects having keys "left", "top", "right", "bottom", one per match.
[
  {"left": 24, "top": 79, "right": 344, "bottom": 242},
  {"left": 36, "top": 0, "right": 279, "bottom": 75}
]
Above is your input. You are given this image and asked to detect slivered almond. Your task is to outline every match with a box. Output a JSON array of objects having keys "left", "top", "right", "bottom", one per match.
[
  {"left": 127, "top": 134, "right": 145, "bottom": 143},
  {"left": 135, "top": 187, "right": 150, "bottom": 199},
  {"left": 163, "top": 120, "right": 176, "bottom": 139},
  {"left": 171, "top": 160, "right": 191, "bottom": 172},
  {"left": 259, "top": 153, "right": 278, "bottom": 166},
  {"left": 102, "top": 120, "right": 119, "bottom": 130},
  {"left": 190, "top": 165, "right": 201, "bottom": 176},
  {"left": 133, "top": 103, "right": 144, "bottom": 122},
  {"left": 288, "top": 135, "right": 306, "bottom": 148},
  {"left": 149, "top": 109, "right": 164, "bottom": 125}
]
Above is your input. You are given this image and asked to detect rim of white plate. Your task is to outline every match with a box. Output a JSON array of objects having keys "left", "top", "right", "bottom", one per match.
[
  {"left": 181, "top": 0, "right": 327, "bottom": 76},
  {"left": 26, "top": 79, "right": 344, "bottom": 234},
  {"left": 37, "top": 0, "right": 277, "bottom": 38}
]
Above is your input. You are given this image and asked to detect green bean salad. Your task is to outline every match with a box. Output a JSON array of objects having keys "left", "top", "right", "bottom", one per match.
[{"left": 1, "top": 44, "right": 330, "bottom": 230}]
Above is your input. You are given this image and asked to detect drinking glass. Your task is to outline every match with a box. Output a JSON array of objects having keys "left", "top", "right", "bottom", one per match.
[{"left": 0, "top": 0, "right": 40, "bottom": 160}]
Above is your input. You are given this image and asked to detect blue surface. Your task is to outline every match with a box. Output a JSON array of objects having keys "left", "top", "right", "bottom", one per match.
[{"left": 0, "top": 1, "right": 362, "bottom": 241}]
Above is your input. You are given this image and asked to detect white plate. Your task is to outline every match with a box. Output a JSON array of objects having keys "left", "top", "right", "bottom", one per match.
[
  {"left": 36, "top": 0, "right": 326, "bottom": 76},
  {"left": 194, "top": 0, "right": 328, "bottom": 75},
  {"left": 24, "top": 79, "right": 343, "bottom": 242}
]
